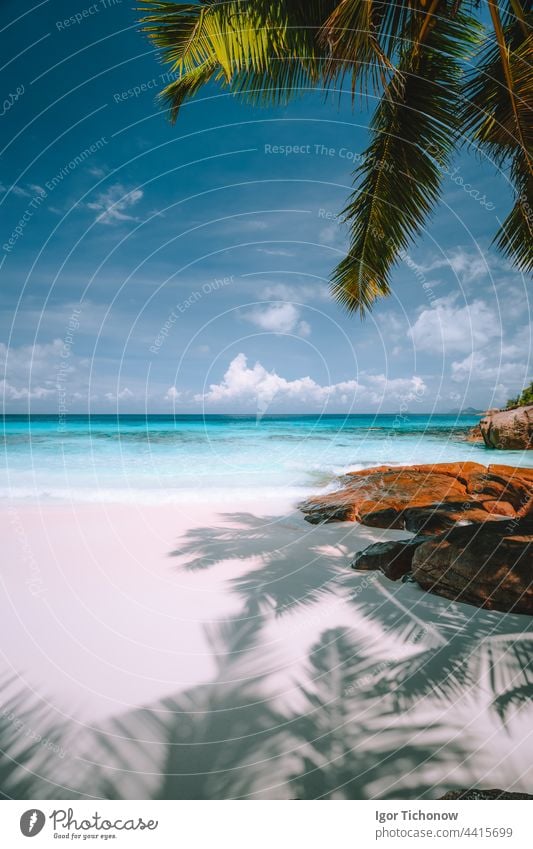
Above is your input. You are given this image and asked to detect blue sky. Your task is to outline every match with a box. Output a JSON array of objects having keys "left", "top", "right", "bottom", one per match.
[{"left": 1, "top": 0, "right": 530, "bottom": 414}]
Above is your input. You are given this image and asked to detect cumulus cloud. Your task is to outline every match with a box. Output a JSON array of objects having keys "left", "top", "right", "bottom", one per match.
[
  {"left": 0, "top": 380, "right": 54, "bottom": 401},
  {"left": 0, "top": 339, "right": 70, "bottom": 402},
  {"left": 363, "top": 373, "right": 427, "bottom": 403},
  {"left": 423, "top": 250, "right": 488, "bottom": 282},
  {"left": 195, "top": 353, "right": 425, "bottom": 410},
  {"left": 419, "top": 248, "right": 516, "bottom": 286},
  {"left": 447, "top": 250, "right": 488, "bottom": 282},
  {"left": 87, "top": 183, "right": 144, "bottom": 225},
  {"left": 408, "top": 295, "right": 501, "bottom": 354},
  {"left": 1, "top": 339, "right": 187, "bottom": 410},
  {"left": 452, "top": 349, "right": 530, "bottom": 388},
  {"left": 243, "top": 303, "right": 311, "bottom": 337},
  {"left": 164, "top": 386, "right": 180, "bottom": 402},
  {"left": 104, "top": 388, "right": 135, "bottom": 401},
  {"left": 448, "top": 317, "right": 531, "bottom": 411}
]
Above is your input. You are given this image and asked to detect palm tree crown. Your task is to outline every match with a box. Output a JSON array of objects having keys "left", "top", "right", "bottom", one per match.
[{"left": 138, "top": 0, "right": 532, "bottom": 314}]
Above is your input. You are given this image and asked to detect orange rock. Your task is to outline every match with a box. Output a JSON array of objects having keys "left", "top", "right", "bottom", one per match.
[
  {"left": 301, "top": 462, "right": 533, "bottom": 614},
  {"left": 481, "top": 500, "right": 516, "bottom": 517},
  {"left": 412, "top": 519, "right": 533, "bottom": 614},
  {"left": 301, "top": 462, "right": 532, "bottom": 532}
]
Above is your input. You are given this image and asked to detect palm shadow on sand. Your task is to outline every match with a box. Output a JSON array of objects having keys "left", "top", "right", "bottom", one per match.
[{"left": 2, "top": 510, "right": 533, "bottom": 800}]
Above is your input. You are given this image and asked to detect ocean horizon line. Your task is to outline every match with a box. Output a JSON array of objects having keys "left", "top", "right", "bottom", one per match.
[{"left": 0, "top": 411, "right": 482, "bottom": 419}]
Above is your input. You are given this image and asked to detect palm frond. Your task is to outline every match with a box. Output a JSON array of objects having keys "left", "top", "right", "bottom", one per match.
[
  {"left": 494, "top": 684, "right": 533, "bottom": 721},
  {"left": 461, "top": 15, "right": 532, "bottom": 168},
  {"left": 138, "top": 0, "right": 330, "bottom": 119},
  {"left": 500, "top": 0, "right": 530, "bottom": 33},
  {"left": 319, "top": 0, "right": 412, "bottom": 95},
  {"left": 138, "top": 1, "right": 531, "bottom": 311},
  {"left": 331, "top": 12, "right": 481, "bottom": 314},
  {"left": 461, "top": 9, "right": 533, "bottom": 270},
  {"left": 495, "top": 173, "right": 533, "bottom": 269},
  {"left": 0, "top": 680, "right": 77, "bottom": 799}
]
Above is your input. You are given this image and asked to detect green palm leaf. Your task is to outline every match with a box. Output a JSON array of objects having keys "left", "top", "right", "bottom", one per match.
[
  {"left": 319, "top": 0, "right": 413, "bottom": 95},
  {"left": 138, "top": 1, "right": 333, "bottom": 118},
  {"left": 461, "top": 12, "right": 533, "bottom": 271},
  {"left": 138, "top": 1, "right": 532, "bottom": 311},
  {"left": 331, "top": 12, "right": 481, "bottom": 314}
]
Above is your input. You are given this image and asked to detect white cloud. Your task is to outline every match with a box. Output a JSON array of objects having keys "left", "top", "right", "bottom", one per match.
[
  {"left": 449, "top": 317, "right": 531, "bottom": 411},
  {"left": 297, "top": 320, "right": 311, "bottom": 338},
  {"left": 164, "top": 386, "right": 180, "bottom": 401},
  {"left": 237, "top": 219, "right": 268, "bottom": 232},
  {"left": 447, "top": 250, "right": 487, "bottom": 281},
  {"left": 408, "top": 295, "right": 501, "bottom": 354},
  {"left": 452, "top": 351, "right": 530, "bottom": 388},
  {"left": 2, "top": 183, "right": 46, "bottom": 199},
  {"left": 421, "top": 248, "right": 511, "bottom": 284},
  {"left": 0, "top": 380, "right": 54, "bottom": 401},
  {"left": 243, "top": 303, "right": 311, "bottom": 337},
  {"left": 361, "top": 373, "right": 427, "bottom": 405},
  {"left": 87, "top": 183, "right": 143, "bottom": 225},
  {"left": 376, "top": 310, "right": 407, "bottom": 343},
  {"left": 11, "top": 184, "right": 32, "bottom": 198},
  {"left": 260, "top": 282, "right": 330, "bottom": 302},
  {"left": 0, "top": 339, "right": 70, "bottom": 402},
  {"left": 0, "top": 338, "right": 71, "bottom": 380},
  {"left": 319, "top": 224, "right": 342, "bottom": 245},
  {"left": 196, "top": 354, "right": 349, "bottom": 407},
  {"left": 500, "top": 321, "right": 533, "bottom": 361},
  {"left": 87, "top": 166, "right": 107, "bottom": 178},
  {"left": 195, "top": 353, "right": 425, "bottom": 410},
  {"left": 256, "top": 247, "right": 294, "bottom": 257},
  {"left": 105, "top": 387, "right": 134, "bottom": 401},
  {"left": 0, "top": 339, "right": 180, "bottom": 410}
]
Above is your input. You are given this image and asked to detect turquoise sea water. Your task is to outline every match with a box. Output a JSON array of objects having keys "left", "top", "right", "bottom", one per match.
[{"left": 1, "top": 414, "right": 532, "bottom": 503}]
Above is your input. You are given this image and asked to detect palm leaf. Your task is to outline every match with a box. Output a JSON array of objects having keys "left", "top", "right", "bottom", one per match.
[
  {"left": 461, "top": 9, "right": 533, "bottom": 270},
  {"left": 495, "top": 172, "right": 533, "bottom": 269},
  {"left": 138, "top": 1, "right": 331, "bottom": 119},
  {"left": 319, "top": 0, "right": 414, "bottom": 95},
  {"left": 331, "top": 12, "right": 481, "bottom": 314},
  {"left": 494, "top": 684, "right": 533, "bottom": 721},
  {"left": 138, "top": 1, "right": 531, "bottom": 311},
  {"left": 0, "top": 680, "right": 78, "bottom": 799}
]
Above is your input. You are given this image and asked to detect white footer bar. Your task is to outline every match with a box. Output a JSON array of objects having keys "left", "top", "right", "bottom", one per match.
[{"left": 1, "top": 799, "right": 531, "bottom": 848}]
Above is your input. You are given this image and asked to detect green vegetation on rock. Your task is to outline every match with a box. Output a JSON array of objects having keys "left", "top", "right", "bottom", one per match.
[{"left": 506, "top": 381, "right": 533, "bottom": 409}]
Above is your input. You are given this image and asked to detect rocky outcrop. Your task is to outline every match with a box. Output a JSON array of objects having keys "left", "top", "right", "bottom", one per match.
[
  {"left": 301, "top": 462, "right": 533, "bottom": 613},
  {"left": 464, "top": 424, "right": 484, "bottom": 444},
  {"left": 351, "top": 539, "right": 420, "bottom": 580},
  {"left": 351, "top": 519, "right": 533, "bottom": 613},
  {"left": 480, "top": 405, "right": 533, "bottom": 450},
  {"left": 412, "top": 519, "right": 533, "bottom": 614},
  {"left": 301, "top": 462, "right": 533, "bottom": 533},
  {"left": 439, "top": 789, "right": 533, "bottom": 800}
]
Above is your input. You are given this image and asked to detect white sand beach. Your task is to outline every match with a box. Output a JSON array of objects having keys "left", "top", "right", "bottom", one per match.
[{"left": 2, "top": 497, "right": 533, "bottom": 799}]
